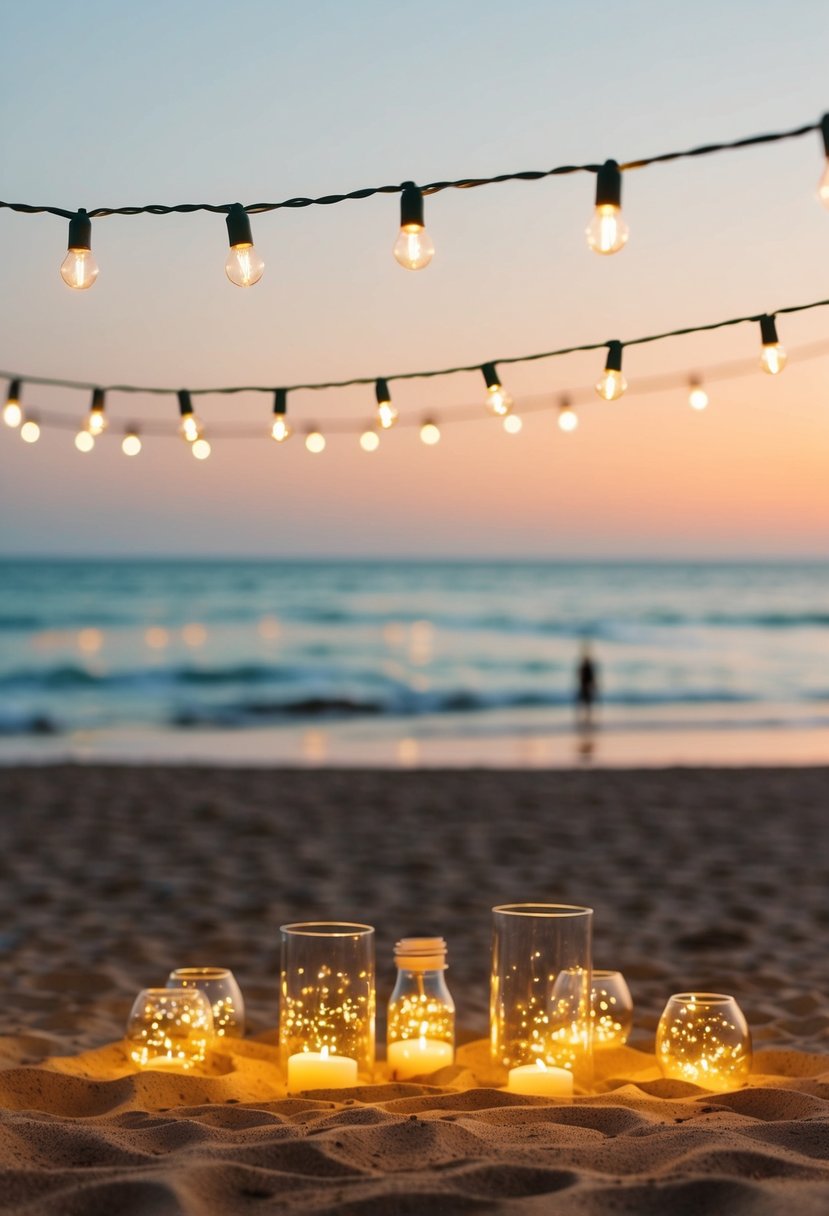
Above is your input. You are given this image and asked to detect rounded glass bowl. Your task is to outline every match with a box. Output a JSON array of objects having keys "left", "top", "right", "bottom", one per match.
[
  {"left": 167, "top": 967, "right": 245, "bottom": 1038},
  {"left": 126, "top": 987, "right": 214, "bottom": 1070},
  {"left": 656, "top": 992, "right": 752, "bottom": 1091}
]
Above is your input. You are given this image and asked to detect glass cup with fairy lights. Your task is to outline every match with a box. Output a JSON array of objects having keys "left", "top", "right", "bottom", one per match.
[
  {"left": 591, "top": 970, "right": 634, "bottom": 1048},
  {"left": 656, "top": 992, "right": 752, "bottom": 1092},
  {"left": 125, "top": 987, "right": 214, "bottom": 1070},
  {"left": 491, "top": 904, "right": 593, "bottom": 1095},
  {"left": 166, "top": 967, "right": 245, "bottom": 1039},
  {"left": 280, "top": 922, "right": 375, "bottom": 1091},
  {"left": 387, "top": 937, "right": 455, "bottom": 1080}
]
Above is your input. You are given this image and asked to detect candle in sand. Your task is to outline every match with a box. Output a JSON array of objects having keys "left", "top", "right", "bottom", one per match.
[
  {"left": 387, "top": 1036, "right": 454, "bottom": 1079},
  {"left": 506, "top": 1059, "right": 573, "bottom": 1097},
  {"left": 287, "top": 1046, "right": 358, "bottom": 1091}
]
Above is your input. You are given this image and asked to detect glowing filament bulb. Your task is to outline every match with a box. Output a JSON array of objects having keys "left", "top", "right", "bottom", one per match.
[
  {"left": 20, "top": 418, "right": 40, "bottom": 443},
  {"left": 481, "top": 363, "right": 513, "bottom": 416},
  {"left": 306, "top": 430, "right": 326, "bottom": 453},
  {"left": 86, "top": 388, "right": 107, "bottom": 436},
  {"left": 558, "top": 400, "right": 578, "bottom": 431},
  {"left": 688, "top": 379, "right": 709, "bottom": 410},
  {"left": 3, "top": 381, "right": 22, "bottom": 428},
  {"left": 420, "top": 420, "right": 441, "bottom": 445},
  {"left": 177, "top": 390, "right": 203, "bottom": 443},
  {"left": 271, "top": 389, "right": 292, "bottom": 442},
  {"left": 60, "top": 210, "right": 99, "bottom": 289},
  {"left": 586, "top": 161, "right": 628, "bottom": 255},
  {"left": 393, "top": 182, "right": 434, "bottom": 270},
  {"left": 595, "top": 341, "right": 627, "bottom": 400},
  {"left": 75, "top": 430, "right": 95, "bottom": 452},
  {"left": 360, "top": 429, "right": 380, "bottom": 451},
  {"left": 503, "top": 413, "right": 522, "bottom": 434},
  {"left": 122, "top": 431, "right": 142, "bottom": 456},
  {"left": 225, "top": 204, "right": 264, "bottom": 287},
  {"left": 192, "top": 438, "right": 211, "bottom": 460},
  {"left": 818, "top": 115, "right": 829, "bottom": 208},
  {"left": 375, "top": 379, "right": 398, "bottom": 429},
  {"left": 758, "top": 315, "right": 787, "bottom": 375}
]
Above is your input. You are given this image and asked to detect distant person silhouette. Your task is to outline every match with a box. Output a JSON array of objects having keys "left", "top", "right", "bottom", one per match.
[{"left": 575, "top": 642, "right": 598, "bottom": 732}]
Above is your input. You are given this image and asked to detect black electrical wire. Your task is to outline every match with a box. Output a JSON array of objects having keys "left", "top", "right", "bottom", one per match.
[{"left": 0, "top": 118, "right": 820, "bottom": 221}]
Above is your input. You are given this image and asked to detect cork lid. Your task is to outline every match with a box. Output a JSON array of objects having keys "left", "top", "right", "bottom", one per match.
[{"left": 394, "top": 937, "right": 448, "bottom": 970}]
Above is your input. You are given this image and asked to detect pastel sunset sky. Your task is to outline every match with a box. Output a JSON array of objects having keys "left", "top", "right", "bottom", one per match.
[{"left": 2, "top": 0, "right": 828, "bottom": 557}]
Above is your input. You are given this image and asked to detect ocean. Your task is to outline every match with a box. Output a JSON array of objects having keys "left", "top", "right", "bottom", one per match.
[{"left": 1, "top": 558, "right": 828, "bottom": 765}]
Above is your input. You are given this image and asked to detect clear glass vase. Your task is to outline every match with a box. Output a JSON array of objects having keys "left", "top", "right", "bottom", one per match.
[
  {"left": 656, "top": 992, "right": 752, "bottom": 1091},
  {"left": 387, "top": 937, "right": 455, "bottom": 1079},
  {"left": 491, "top": 903, "right": 593, "bottom": 1091},
  {"left": 167, "top": 967, "right": 245, "bottom": 1038},
  {"left": 125, "top": 987, "right": 214, "bottom": 1070},
  {"left": 280, "top": 921, "right": 375, "bottom": 1089}
]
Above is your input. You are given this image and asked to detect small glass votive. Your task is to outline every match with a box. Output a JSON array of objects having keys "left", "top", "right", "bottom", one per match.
[
  {"left": 280, "top": 921, "right": 375, "bottom": 1090},
  {"left": 167, "top": 967, "right": 245, "bottom": 1038},
  {"left": 591, "top": 970, "right": 633, "bottom": 1048},
  {"left": 656, "top": 992, "right": 752, "bottom": 1091},
  {"left": 387, "top": 937, "right": 455, "bottom": 1080},
  {"left": 491, "top": 903, "right": 593, "bottom": 1092},
  {"left": 126, "top": 987, "right": 214, "bottom": 1070}
]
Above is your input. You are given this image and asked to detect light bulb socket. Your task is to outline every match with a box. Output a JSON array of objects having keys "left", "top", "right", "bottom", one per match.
[
  {"left": 125, "top": 426, "right": 139, "bottom": 437},
  {"left": 400, "top": 181, "right": 424, "bottom": 229},
  {"left": 481, "top": 362, "right": 501, "bottom": 391},
  {"left": 226, "top": 203, "right": 254, "bottom": 249},
  {"left": 68, "top": 209, "right": 92, "bottom": 251},
  {"left": 759, "top": 314, "right": 779, "bottom": 346},
  {"left": 605, "top": 340, "right": 623, "bottom": 372},
  {"left": 178, "top": 390, "right": 193, "bottom": 417},
  {"left": 375, "top": 377, "right": 391, "bottom": 405},
  {"left": 273, "top": 388, "right": 288, "bottom": 415},
  {"left": 821, "top": 114, "right": 829, "bottom": 158},
  {"left": 559, "top": 395, "right": 572, "bottom": 410},
  {"left": 6, "top": 379, "right": 21, "bottom": 404},
  {"left": 90, "top": 387, "right": 105, "bottom": 413},
  {"left": 595, "top": 160, "right": 622, "bottom": 209}
]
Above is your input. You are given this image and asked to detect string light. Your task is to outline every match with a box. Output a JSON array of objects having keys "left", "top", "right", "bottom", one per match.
[
  {"left": 482, "top": 363, "right": 513, "bottom": 416},
  {"left": 818, "top": 115, "right": 829, "bottom": 208},
  {"left": 503, "top": 413, "right": 522, "bottom": 434},
  {"left": 74, "top": 430, "right": 95, "bottom": 452},
  {"left": 86, "top": 388, "right": 107, "bottom": 436},
  {"left": 558, "top": 398, "right": 578, "bottom": 431},
  {"left": 122, "top": 430, "right": 142, "bottom": 456},
  {"left": 20, "top": 416, "right": 40, "bottom": 443},
  {"left": 178, "top": 390, "right": 203, "bottom": 443},
  {"left": 393, "top": 182, "right": 434, "bottom": 270},
  {"left": 60, "top": 209, "right": 99, "bottom": 290},
  {"left": 688, "top": 377, "right": 709, "bottom": 410},
  {"left": 586, "top": 160, "right": 628, "bottom": 255},
  {"left": 271, "top": 389, "right": 292, "bottom": 443},
  {"left": 225, "top": 204, "right": 264, "bottom": 287},
  {"left": 3, "top": 380, "right": 22, "bottom": 428},
  {"left": 192, "top": 438, "right": 211, "bottom": 460},
  {"left": 595, "top": 341, "right": 627, "bottom": 400},
  {"left": 420, "top": 420, "right": 441, "bottom": 445},
  {"left": 375, "top": 379, "right": 398, "bottom": 429},
  {"left": 359, "top": 429, "right": 380, "bottom": 451},
  {"left": 305, "top": 429, "right": 326, "bottom": 453},
  {"left": 758, "top": 314, "right": 787, "bottom": 375}
]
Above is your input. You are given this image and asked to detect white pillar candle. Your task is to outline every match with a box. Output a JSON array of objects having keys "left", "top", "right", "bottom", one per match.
[
  {"left": 387, "top": 1037, "right": 454, "bottom": 1079},
  {"left": 506, "top": 1060, "right": 574, "bottom": 1097},
  {"left": 287, "top": 1048, "right": 358, "bottom": 1091}
]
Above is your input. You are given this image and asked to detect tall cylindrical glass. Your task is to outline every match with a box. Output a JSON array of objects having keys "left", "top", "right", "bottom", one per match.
[
  {"left": 491, "top": 904, "right": 593, "bottom": 1091},
  {"left": 280, "top": 922, "right": 375, "bottom": 1085}
]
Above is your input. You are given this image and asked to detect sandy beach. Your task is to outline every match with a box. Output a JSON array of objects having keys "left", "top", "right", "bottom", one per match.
[{"left": 0, "top": 763, "right": 827, "bottom": 1213}]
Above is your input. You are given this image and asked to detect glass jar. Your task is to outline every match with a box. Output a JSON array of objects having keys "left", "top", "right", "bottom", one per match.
[{"left": 387, "top": 937, "right": 455, "bottom": 1080}]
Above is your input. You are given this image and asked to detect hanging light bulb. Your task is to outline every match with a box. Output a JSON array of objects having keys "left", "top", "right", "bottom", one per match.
[
  {"left": 758, "top": 314, "right": 787, "bottom": 375},
  {"left": 177, "top": 390, "right": 203, "bottom": 442},
  {"left": 360, "top": 429, "right": 380, "bottom": 451},
  {"left": 595, "top": 341, "right": 627, "bottom": 400},
  {"left": 85, "top": 388, "right": 107, "bottom": 436},
  {"left": 225, "top": 204, "right": 264, "bottom": 287},
  {"left": 688, "top": 377, "right": 709, "bottom": 410},
  {"left": 271, "top": 388, "right": 292, "bottom": 442},
  {"left": 375, "top": 379, "right": 398, "bottom": 429},
  {"left": 420, "top": 419, "right": 441, "bottom": 445},
  {"left": 20, "top": 416, "right": 40, "bottom": 443},
  {"left": 3, "top": 380, "right": 22, "bottom": 428},
  {"left": 558, "top": 397, "right": 578, "bottom": 431},
  {"left": 586, "top": 160, "right": 629, "bottom": 255},
  {"left": 393, "top": 181, "right": 435, "bottom": 270},
  {"left": 60, "top": 209, "right": 99, "bottom": 289},
  {"left": 818, "top": 114, "right": 829, "bottom": 208},
  {"left": 481, "top": 363, "right": 513, "bottom": 415},
  {"left": 192, "top": 438, "right": 211, "bottom": 460},
  {"left": 122, "top": 429, "right": 142, "bottom": 456},
  {"left": 305, "top": 429, "right": 326, "bottom": 453},
  {"left": 503, "top": 413, "right": 522, "bottom": 434},
  {"left": 75, "top": 430, "right": 95, "bottom": 452}
]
